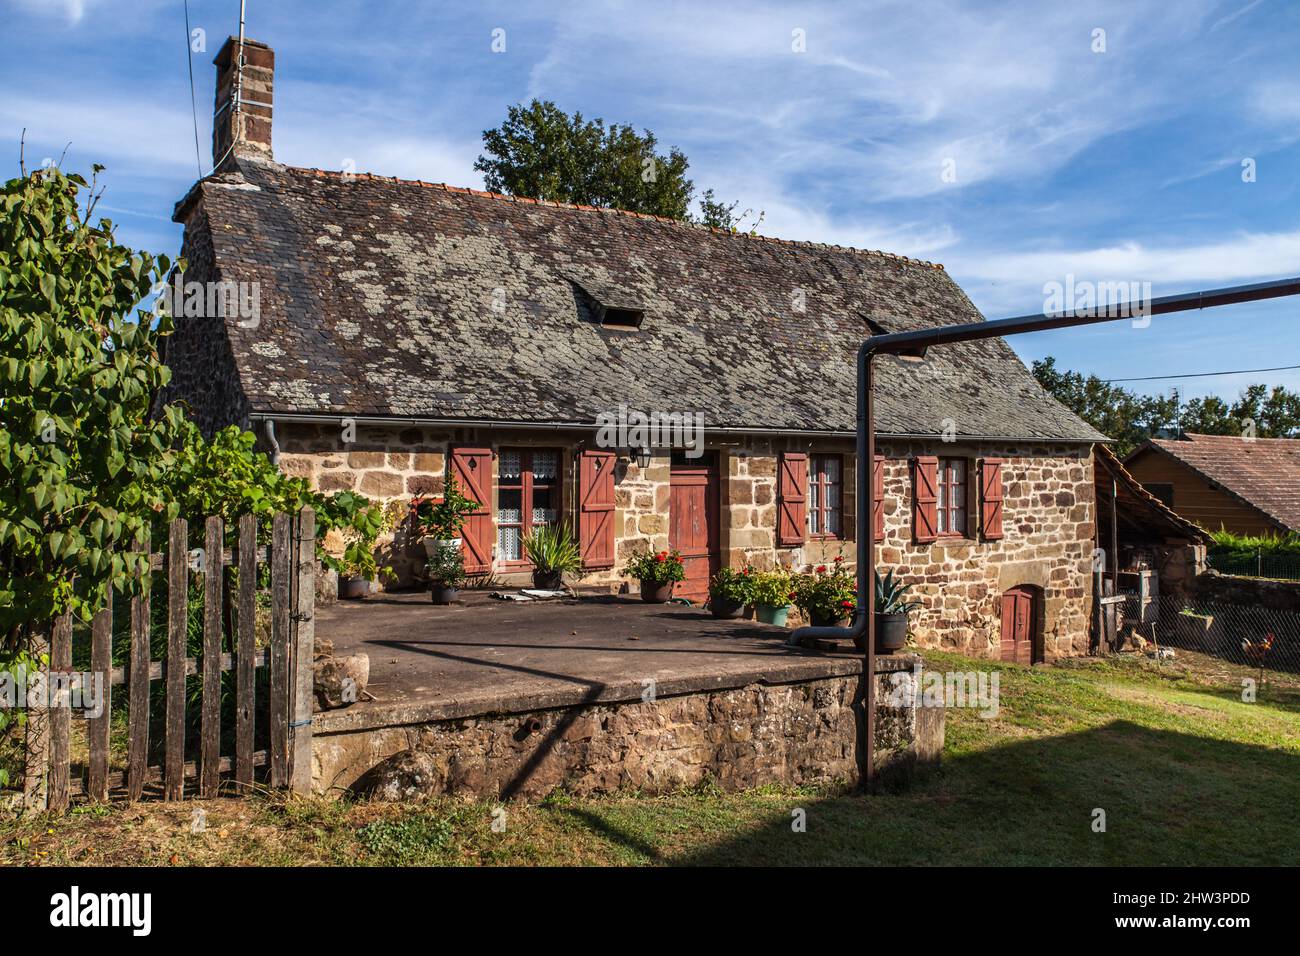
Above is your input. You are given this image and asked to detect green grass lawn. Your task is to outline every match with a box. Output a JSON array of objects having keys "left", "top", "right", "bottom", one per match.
[{"left": 4, "top": 650, "right": 1298, "bottom": 866}]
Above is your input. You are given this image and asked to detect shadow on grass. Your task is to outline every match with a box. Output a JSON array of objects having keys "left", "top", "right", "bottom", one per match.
[{"left": 667, "top": 720, "right": 1300, "bottom": 866}]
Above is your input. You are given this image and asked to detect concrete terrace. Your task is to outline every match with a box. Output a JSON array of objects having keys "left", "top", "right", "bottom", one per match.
[{"left": 312, "top": 592, "right": 867, "bottom": 734}]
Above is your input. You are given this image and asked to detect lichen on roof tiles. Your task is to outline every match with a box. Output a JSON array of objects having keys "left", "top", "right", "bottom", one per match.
[{"left": 182, "top": 157, "right": 1104, "bottom": 441}]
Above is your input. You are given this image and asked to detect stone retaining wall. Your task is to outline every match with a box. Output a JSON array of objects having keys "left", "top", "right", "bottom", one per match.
[{"left": 315, "top": 658, "right": 942, "bottom": 800}]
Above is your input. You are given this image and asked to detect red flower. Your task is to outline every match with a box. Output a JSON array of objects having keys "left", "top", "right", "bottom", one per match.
[
  {"left": 787, "top": 592, "right": 797, "bottom": 602},
  {"left": 833, "top": 555, "right": 845, "bottom": 563},
  {"left": 840, "top": 599, "right": 855, "bottom": 609},
  {"left": 815, "top": 564, "right": 827, "bottom": 573}
]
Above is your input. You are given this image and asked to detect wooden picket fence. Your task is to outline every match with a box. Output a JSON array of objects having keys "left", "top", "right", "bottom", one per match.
[{"left": 21, "top": 508, "right": 316, "bottom": 811}]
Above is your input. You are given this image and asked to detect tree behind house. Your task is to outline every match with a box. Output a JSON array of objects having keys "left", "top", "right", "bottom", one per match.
[
  {"left": 1033, "top": 356, "right": 1300, "bottom": 456},
  {"left": 474, "top": 99, "right": 753, "bottom": 229}
]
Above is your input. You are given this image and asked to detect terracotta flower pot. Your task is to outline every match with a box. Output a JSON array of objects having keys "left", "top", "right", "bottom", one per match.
[
  {"left": 754, "top": 604, "right": 791, "bottom": 627},
  {"left": 429, "top": 584, "right": 460, "bottom": 605},
  {"left": 640, "top": 580, "right": 674, "bottom": 603},
  {"left": 709, "top": 596, "right": 746, "bottom": 619}
]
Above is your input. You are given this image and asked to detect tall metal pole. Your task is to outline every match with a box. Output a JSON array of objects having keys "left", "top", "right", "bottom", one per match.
[{"left": 862, "top": 351, "right": 876, "bottom": 788}]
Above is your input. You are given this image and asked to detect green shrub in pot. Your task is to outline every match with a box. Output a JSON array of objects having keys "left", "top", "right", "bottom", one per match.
[
  {"left": 708, "top": 566, "right": 754, "bottom": 618},
  {"left": 425, "top": 541, "right": 466, "bottom": 604},
  {"left": 749, "top": 569, "right": 795, "bottom": 626},
  {"left": 522, "top": 522, "right": 582, "bottom": 589}
]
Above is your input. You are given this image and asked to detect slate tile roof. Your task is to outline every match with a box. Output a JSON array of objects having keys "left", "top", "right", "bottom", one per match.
[
  {"left": 174, "top": 156, "right": 1104, "bottom": 441},
  {"left": 1138, "top": 433, "right": 1300, "bottom": 532}
]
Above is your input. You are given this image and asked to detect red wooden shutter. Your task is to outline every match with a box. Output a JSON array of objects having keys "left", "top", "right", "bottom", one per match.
[
  {"left": 578, "top": 449, "right": 616, "bottom": 569},
  {"left": 450, "top": 446, "right": 493, "bottom": 574},
  {"left": 980, "top": 458, "right": 1004, "bottom": 540},
  {"left": 912, "top": 456, "right": 938, "bottom": 544},
  {"left": 777, "top": 452, "right": 807, "bottom": 546},
  {"left": 872, "top": 455, "right": 885, "bottom": 542}
]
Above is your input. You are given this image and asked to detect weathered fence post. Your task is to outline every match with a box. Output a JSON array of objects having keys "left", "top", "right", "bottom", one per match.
[
  {"left": 127, "top": 529, "right": 152, "bottom": 801},
  {"left": 200, "top": 516, "right": 224, "bottom": 797},
  {"left": 235, "top": 513, "right": 257, "bottom": 788},
  {"left": 164, "top": 518, "right": 188, "bottom": 800},
  {"left": 88, "top": 592, "right": 113, "bottom": 802},
  {"left": 269, "top": 513, "right": 291, "bottom": 787},
  {"left": 22, "top": 621, "right": 51, "bottom": 810},
  {"left": 47, "top": 612, "right": 73, "bottom": 812},
  {"left": 289, "top": 507, "right": 316, "bottom": 794}
]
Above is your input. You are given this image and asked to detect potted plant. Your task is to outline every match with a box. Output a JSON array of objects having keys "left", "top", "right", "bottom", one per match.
[
  {"left": 708, "top": 566, "right": 753, "bottom": 619},
  {"left": 792, "top": 556, "right": 857, "bottom": 627},
  {"left": 872, "top": 569, "right": 922, "bottom": 654},
  {"left": 750, "top": 569, "right": 795, "bottom": 627},
  {"left": 622, "top": 549, "right": 686, "bottom": 603},
  {"left": 336, "top": 555, "right": 393, "bottom": 600},
  {"left": 425, "top": 540, "right": 466, "bottom": 605},
  {"left": 411, "top": 472, "right": 481, "bottom": 557},
  {"left": 336, "top": 505, "right": 396, "bottom": 599},
  {"left": 521, "top": 522, "right": 582, "bottom": 590}
]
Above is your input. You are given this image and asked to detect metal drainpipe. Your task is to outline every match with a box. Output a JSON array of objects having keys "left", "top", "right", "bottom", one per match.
[
  {"left": 264, "top": 418, "right": 280, "bottom": 465},
  {"left": 791, "top": 340, "right": 878, "bottom": 788}
]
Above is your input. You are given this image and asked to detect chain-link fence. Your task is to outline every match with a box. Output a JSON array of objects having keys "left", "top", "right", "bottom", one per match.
[
  {"left": 1206, "top": 551, "right": 1300, "bottom": 581},
  {"left": 1116, "top": 592, "right": 1300, "bottom": 676}
]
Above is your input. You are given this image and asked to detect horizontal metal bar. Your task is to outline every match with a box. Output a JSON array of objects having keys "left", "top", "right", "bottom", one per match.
[{"left": 867, "top": 276, "right": 1300, "bottom": 357}]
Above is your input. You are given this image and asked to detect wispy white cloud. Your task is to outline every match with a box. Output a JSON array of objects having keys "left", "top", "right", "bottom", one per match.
[
  {"left": 949, "top": 230, "right": 1300, "bottom": 319},
  {"left": 7, "top": 0, "right": 94, "bottom": 25},
  {"left": 1208, "top": 0, "right": 1266, "bottom": 32},
  {"left": 958, "top": 230, "right": 1300, "bottom": 287},
  {"left": 1, "top": 94, "right": 198, "bottom": 174}
]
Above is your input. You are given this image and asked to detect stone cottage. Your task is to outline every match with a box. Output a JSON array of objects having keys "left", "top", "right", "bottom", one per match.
[{"left": 162, "top": 36, "right": 1106, "bottom": 660}]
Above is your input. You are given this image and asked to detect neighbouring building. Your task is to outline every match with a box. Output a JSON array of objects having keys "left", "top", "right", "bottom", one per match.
[
  {"left": 1125, "top": 433, "right": 1300, "bottom": 537},
  {"left": 162, "top": 36, "right": 1108, "bottom": 660}
]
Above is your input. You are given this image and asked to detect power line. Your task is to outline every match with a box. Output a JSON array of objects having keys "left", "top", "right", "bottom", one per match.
[
  {"left": 1103, "top": 363, "right": 1300, "bottom": 384},
  {"left": 184, "top": 0, "right": 204, "bottom": 178}
]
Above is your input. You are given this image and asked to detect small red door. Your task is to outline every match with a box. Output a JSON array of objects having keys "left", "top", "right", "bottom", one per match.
[
  {"left": 1000, "top": 586, "right": 1035, "bottom": 663},
  {"left": 669, "top": 454, "right": 720, "bottom": 604}
]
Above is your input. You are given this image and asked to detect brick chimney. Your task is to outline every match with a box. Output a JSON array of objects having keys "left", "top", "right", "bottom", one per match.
[{"left": 212, "top": 36, "right": 274, "bottom": 169}]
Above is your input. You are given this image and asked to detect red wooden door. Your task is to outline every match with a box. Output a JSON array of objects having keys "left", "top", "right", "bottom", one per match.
[
  {"left": 999, "top": 586, "right": 1035, "bottom": 663},
  {"left": 669, "top": 455, "right": 720, "bottom": 603},
  {"left": 450, "top": 447, "right": 493, "bottom": 574}
]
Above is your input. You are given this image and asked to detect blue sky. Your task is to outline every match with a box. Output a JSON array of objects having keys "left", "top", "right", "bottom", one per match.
[{"left": 4, "top": 0, "right": 1298, "bottom": 403}]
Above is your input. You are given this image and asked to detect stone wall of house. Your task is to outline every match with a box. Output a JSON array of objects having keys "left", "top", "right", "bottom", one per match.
[
  {"left": 272, "top": 422, "right": 1096, "bottom": 657},
  {"left": 874, "top": 440, "right": 1095, "bottom": 659},
  {"left": 317, "top": 658, "right": 942, "bottom": 799}
]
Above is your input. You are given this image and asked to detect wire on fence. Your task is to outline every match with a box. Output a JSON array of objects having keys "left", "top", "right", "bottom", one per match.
[{"left": 1115, "top": 592, "right": 1300, "bottom": 675}]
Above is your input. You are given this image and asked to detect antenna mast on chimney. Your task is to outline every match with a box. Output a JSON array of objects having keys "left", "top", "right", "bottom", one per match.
[{"left": 233, "top": 0, "right": 246, "bottom": 125}]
